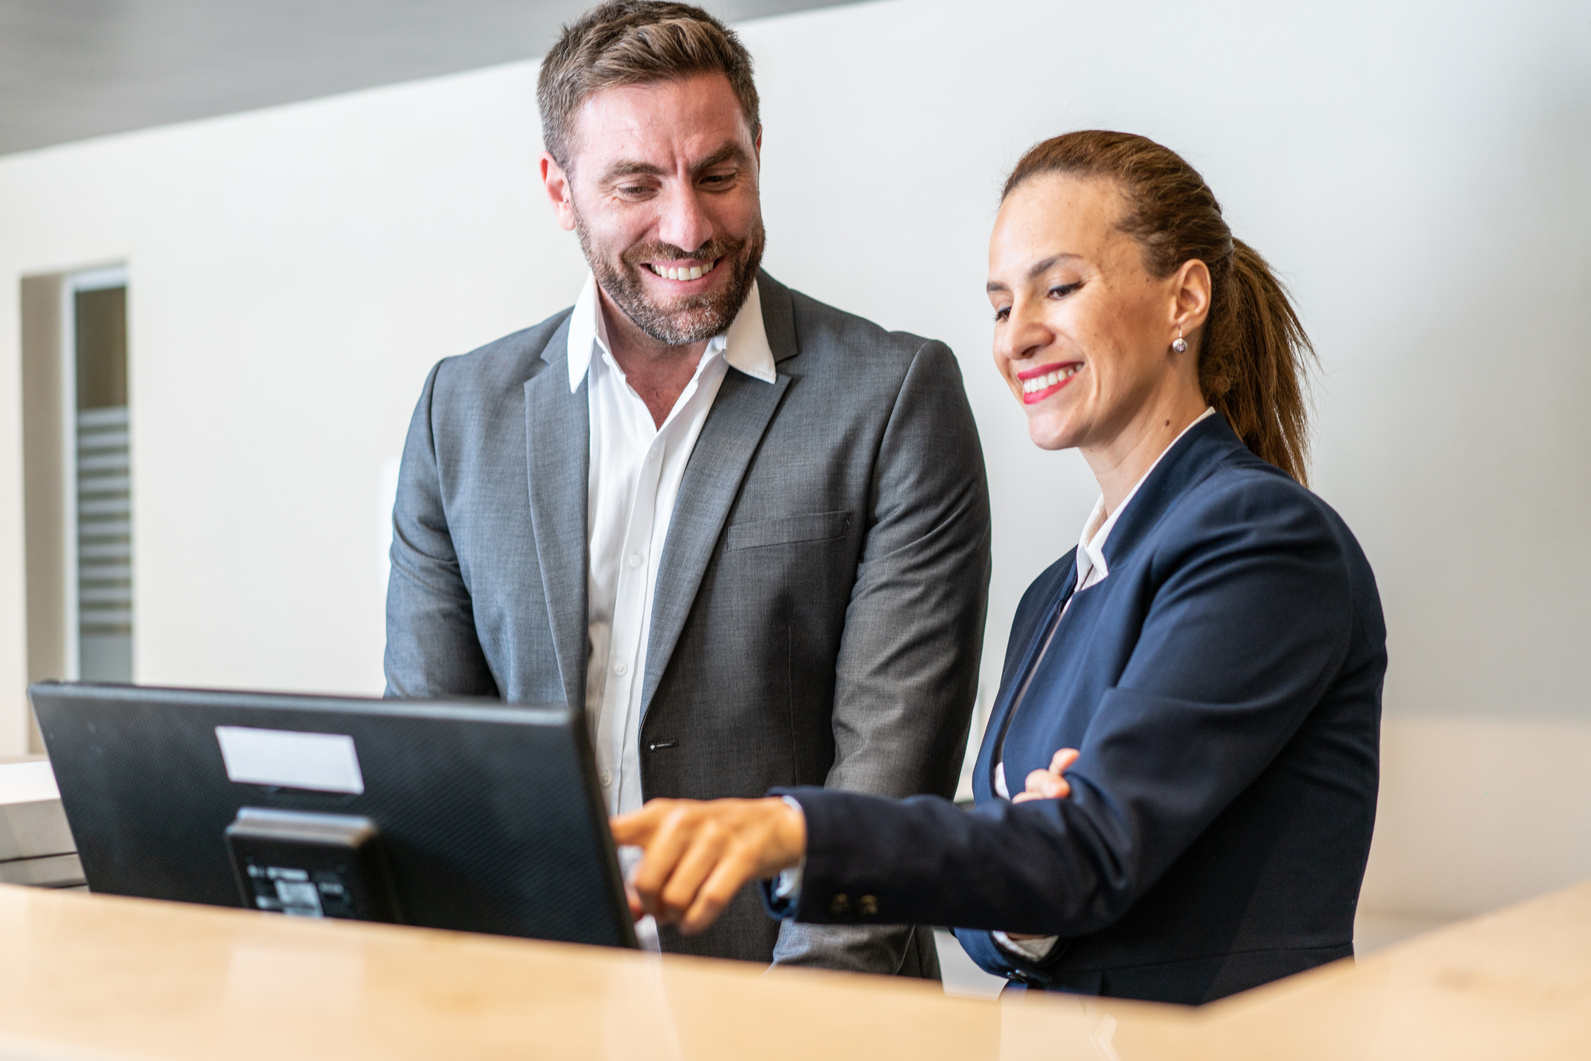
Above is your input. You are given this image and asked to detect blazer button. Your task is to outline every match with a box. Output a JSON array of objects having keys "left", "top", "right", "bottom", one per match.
[
  {"left": 828, "top": 893, "right": 850, "bottom": 916},
  {"left": 857, "top": 895, "right": 878, "bottom": 917}
]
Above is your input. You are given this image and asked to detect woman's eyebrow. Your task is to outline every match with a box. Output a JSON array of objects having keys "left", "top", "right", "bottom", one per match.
[
  {"left": 988, "top": 253, "right": 1085, "bottom": 293},
  {"left": 1027, "top": 253, "right": 1082, "bottom": 279}
]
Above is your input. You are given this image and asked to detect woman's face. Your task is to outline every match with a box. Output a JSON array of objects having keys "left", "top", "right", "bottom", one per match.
[{"left": 987, "top": 173, "right": 1196, "bottom": 453}]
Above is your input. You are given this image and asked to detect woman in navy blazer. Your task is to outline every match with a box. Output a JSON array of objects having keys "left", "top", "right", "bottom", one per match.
[{"left": 614, "top": 131, "right": 1386, "bottom": 1005}]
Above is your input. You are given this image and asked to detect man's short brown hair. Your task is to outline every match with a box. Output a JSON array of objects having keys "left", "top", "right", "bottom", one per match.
[{"left": 537, "top": 1, "right": 760, "bottom": 167}]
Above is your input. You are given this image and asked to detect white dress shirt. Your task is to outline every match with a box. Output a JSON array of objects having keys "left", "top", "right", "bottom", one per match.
[
  {"left": 992, "top": 407, "right": 1215, "bottom": 962},
  {"left": 568, "top": 273, "right": 776, "bottom": 948}
]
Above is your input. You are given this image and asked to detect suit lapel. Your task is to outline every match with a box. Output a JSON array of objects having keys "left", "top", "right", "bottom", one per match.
[
  {"left": 523, "top": 317, "right": 590, "bottom": 713},
  {"left": 640, "top": 368, "right": 789, "bottom": 716},
  {"left": 974, "top": 416, "right": 1246, "bottom": 799},
  {"left": 1098, "top": 414, "right": 1245, "bottom": 569},
  {"left": 639, "top": 274, "right": 795, "bottom": 717},
  {"left": 975, "top": 563, "right": 1077, "bottom": 798}
]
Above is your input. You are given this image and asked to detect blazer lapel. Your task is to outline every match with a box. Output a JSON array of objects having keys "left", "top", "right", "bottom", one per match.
[
  {"left": 975, "top": 416, "right": 1246, "bottom": 799},
  {"left": 1097, "top": 414, "right": 1246, "bottom": 570},
  {"left": 975, "top": 562, "right": 1076, "bottom": 799},
  {"left": 524, "top": 317, "right": 590, "bottom": 713},
  {"left": 640, "top": 368, "right": 789, "bottom": 717},
  {"left": 639, "top": 274, "right": 795, "bottom": 718}
]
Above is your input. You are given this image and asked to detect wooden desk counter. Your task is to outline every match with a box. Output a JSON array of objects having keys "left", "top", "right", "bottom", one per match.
[{"left": 0, "top": 880, "right": 1587, "bottom": 1061}]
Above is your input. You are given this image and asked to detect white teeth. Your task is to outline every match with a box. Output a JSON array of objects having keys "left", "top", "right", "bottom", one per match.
[
  {"left": 1022, "top": 364, "right": 1080, "bottom": 394},
  {"left": 650, "top": 260, "right": 716, "bottom": 280}
]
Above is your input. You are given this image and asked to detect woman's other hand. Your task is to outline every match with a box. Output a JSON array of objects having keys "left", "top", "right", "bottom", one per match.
[
  {"left": 610, "top": 797, "right": 807, "bottom": 935},
  {"left": 1012, "top": 748, "right": 1080, "bottom": 803}
]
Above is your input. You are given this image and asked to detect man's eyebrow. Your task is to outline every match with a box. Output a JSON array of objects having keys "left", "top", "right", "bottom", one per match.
[
  {"left": 689, "top": 142, "right": 750, "bottom": 176},
  {"left": 596, "top": 143, "right": 750, "bottom": 185},
  {"left": 600, "top": 160, "right": 668, "bottom": 182}
]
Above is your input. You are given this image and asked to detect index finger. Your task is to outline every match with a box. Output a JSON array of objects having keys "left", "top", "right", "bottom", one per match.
[{"left": 610, "top": 799, "right": 677, "bottom": 847}]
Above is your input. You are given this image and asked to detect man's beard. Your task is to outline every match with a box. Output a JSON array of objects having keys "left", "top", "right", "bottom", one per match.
[{"left": 575, "top": 214, "right": 765, "bottom": 347}]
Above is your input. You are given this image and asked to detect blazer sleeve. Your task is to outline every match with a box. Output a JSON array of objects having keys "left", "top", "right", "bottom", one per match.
[
  {"left": 770, "top": 339, "right": 992, "bottom": 969},
  {"left": 383, "top": 360, "right": 499, "bottom": 699},
  {"left": 775, "top": 476, "right": 1357, "bottom": 951}
]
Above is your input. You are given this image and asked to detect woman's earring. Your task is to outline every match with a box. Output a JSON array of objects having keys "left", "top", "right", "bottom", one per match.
[{"left": 1171, "top": 327, "right": 1188, "bottom": 354}]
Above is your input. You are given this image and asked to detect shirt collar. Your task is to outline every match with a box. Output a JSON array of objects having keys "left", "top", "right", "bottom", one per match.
[
  {"left": 1075, "top": 407, "right": 1216, "bottom": 588},
  {"left": 566, "top": 272, "right": 776, "bottom": 392}
]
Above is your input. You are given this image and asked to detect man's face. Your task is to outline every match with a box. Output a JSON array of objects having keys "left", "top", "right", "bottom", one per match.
[{"left": 542, "top": 73, "right": 764, "bottom": 347}]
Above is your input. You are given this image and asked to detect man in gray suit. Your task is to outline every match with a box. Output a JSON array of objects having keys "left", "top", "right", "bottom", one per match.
[{"left": 385, "top": 0, "right": 989, "bottom": 975}]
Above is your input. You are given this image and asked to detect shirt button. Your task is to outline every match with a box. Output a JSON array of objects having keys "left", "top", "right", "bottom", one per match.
[
  {"left": 600, "top": 770, "right": 612, "bottom": 787},
  {"left": 628, "top": 553, "right": 642, "bottom": 568},
  {"left": 614, "top": 662, "right": 628, "bottom": 676},
  {"left": 828, "top": 893, "right": 851, "bottom": 916}
]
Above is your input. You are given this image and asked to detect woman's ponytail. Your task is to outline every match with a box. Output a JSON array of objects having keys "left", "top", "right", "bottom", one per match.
[
  {"left": 1199, "top": 239, "right": 1314, "bottom": 484},
  {"left": 1004, "top": 132, "right": 1318, "bottom": 484}
]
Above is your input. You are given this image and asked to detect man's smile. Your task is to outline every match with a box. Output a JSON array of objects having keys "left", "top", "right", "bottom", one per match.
[{"left": 643, "top": 257, "right": 722, "bottom": 283}]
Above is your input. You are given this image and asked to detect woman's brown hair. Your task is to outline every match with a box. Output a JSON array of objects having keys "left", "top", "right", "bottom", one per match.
[{"left": 1003, "top": 131, "right": 1316, "bottom": 484}]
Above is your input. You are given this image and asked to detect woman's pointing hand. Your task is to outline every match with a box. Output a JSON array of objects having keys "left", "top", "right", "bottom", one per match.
[{"left": 610, "top": 797, "right": 807, "bottom": 935}]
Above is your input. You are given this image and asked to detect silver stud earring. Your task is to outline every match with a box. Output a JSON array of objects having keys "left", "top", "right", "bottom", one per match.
[{"left": 1171, "top": 328, "right": 1188, "bottom": 354}]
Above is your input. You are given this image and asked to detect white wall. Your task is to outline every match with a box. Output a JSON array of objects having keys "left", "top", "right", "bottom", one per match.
[
  {"left": 1, "top": 0, "right": 1588, "bottom": 923},
  {"left": 0, "top": 59, "right": 585, "bottom": 706}
]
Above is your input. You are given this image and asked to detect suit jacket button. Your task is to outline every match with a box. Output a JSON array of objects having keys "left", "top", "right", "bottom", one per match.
[
  {"left": 857, "top": 895, "right": 878, "bottom": 917},
  {"left": 828, "top": 893, "right": 850, "bottom": 916}
]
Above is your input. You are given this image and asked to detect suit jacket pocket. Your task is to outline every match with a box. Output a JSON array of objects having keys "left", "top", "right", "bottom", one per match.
[{"left": 725, "top": 509, "right": 852, "bottom": 551}]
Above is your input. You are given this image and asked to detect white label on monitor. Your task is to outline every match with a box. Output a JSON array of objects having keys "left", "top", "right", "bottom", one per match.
[{"left": 215, "top": 727, "right": 365, "bottom": 794}]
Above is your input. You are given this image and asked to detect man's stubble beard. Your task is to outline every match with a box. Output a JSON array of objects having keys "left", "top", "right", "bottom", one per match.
[{"left": 574, "top": 210, "right": 766, "bottom": 348}]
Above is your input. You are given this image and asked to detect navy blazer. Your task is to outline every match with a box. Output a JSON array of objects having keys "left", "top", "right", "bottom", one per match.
[{"left": 772, "top": 415, "right": 1385, "bottom": 1004}]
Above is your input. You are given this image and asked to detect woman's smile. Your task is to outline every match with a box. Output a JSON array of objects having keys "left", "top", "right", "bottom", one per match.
[{"left": 1018, "top": 361, "right": 1083, "bottom": 404}]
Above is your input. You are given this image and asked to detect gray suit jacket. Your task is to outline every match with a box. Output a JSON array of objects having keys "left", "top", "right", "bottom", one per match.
[{"left": 385, "top": 271, "right": 991, "bottom": 973}]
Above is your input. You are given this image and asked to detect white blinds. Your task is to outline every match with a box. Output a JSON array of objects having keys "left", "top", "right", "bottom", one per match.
[{"left": 76, "top": 405, "right": 131, "bottom": 680}]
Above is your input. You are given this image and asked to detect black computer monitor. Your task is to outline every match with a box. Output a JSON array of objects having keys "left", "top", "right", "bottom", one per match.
[{"left": 29, "top": 682, "right": 637, "bottom": 949}]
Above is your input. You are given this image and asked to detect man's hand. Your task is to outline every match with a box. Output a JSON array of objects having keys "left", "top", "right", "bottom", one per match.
[
  {"left": 610, "top": 797, "right": 807, "bottom": 936},
  {"left": 1011, "top": 748, "right": 1080, "bottom": 804}
]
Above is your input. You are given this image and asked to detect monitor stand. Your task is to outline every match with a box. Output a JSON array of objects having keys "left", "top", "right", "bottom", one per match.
[{"left": 225, "top": 807, "right": 401, "bottom": 922}]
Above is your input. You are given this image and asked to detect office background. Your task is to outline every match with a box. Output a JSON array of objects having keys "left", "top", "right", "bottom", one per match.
[{"left": 0, "top": 0, "right": 1588, "bottom": 951}]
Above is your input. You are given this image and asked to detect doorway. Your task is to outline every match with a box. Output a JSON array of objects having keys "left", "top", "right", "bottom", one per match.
[{"left": 20, "top": 265, "right": 132, "bottom": 748}]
